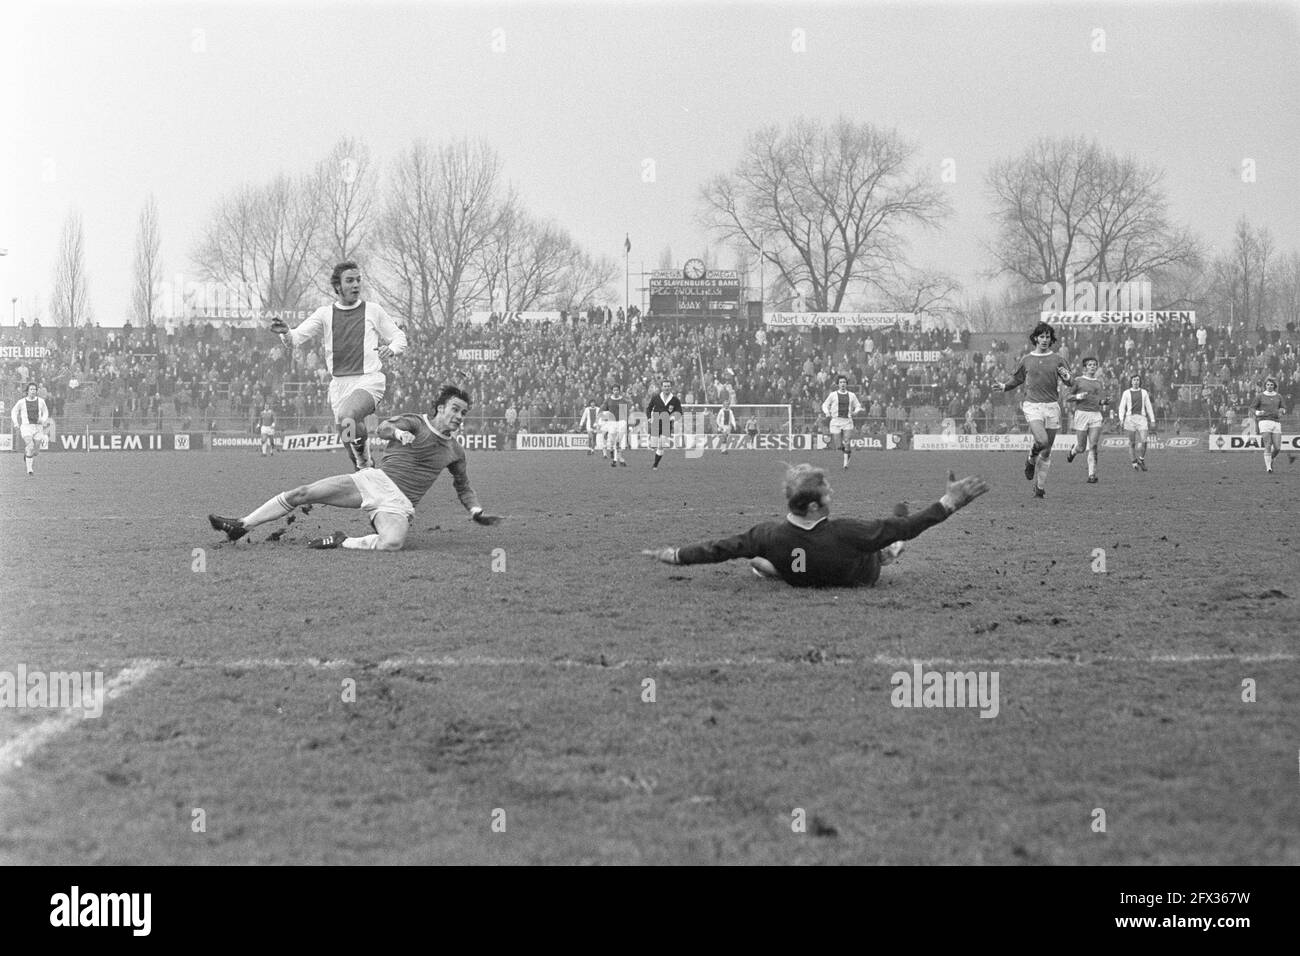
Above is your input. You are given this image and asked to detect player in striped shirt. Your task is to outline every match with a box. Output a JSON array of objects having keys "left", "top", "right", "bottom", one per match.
[
  {"left": 1002, "top": 322, "right": 1072, "bottom": 498},
  {"left": 10, "top": 383, "right": 51, "bottom": 477},
  {"left": 578, "top": 400, "right": 601, "bottom": 456},
  {"left": 716, "top": 401, "right": 738, "bottom": 454},
  {"left": 601, "top": 386, "right": 629, "bottom": 467},
  {"left": 271, "top": 262, "right": 407, "bottom": 471},
  {"left": 1252, "top": 377, "right": 1286, "bottom": 473},
  {"left": 1116, "top": 373, "right": 1156, "bottom": 472},
  {"left": 1065, "top": 357, "right": 1109, "bottom": 483},
  {"left": 208, "top": 386, "right": 502, "bottom": 551},
  {"left": 821, "top": 376, "right": 864, "bottom": 469},
  {"left": 641, "top": 463, "right": 989, "bottom": 587}
]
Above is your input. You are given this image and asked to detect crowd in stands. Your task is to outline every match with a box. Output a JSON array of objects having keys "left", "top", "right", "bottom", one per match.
[{"left": 3, "top": 312, "right": 1297, "bottom": 439}]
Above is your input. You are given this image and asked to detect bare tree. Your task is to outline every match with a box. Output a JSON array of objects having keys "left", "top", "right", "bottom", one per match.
[
  {"left": 193, "top": 173, "right": 325, "bottom": 313},
  {"left": 51, "top": 209, "right": 91, "bottom": 328},
  {"left": 372, "top": 138, "right": 507, "bottom": 329},
  {"left": 547, "top": 249, "right": 618, "bottom": 312},
  {"left": 312, "top": 137, "right": 376, "bottom": 289},
  {"left": 701, "top": 117, "right": 949, "bottom": 312},
  {"left": 131, "top": 195, "right": 162, "bottom": 328},
  {"left": 881, "top": 266, "right": 962, "bottom": 320},
  {"left": 1209, "top": 218, "right": 1279, "bottom": 329},
  {"left": 987, "top": 136, "right": 1198, "bottom": 291},
  {"left": 1274, "top": 250, "right": 1300, "bottom": 331},
  {"left": 656, "top": 245, "right": 675, "bottom": 271}
]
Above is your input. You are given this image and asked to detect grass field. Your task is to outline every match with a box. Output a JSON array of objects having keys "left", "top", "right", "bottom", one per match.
[{"left": 1, "top": 445, "right": 1297, "bottom": 865}]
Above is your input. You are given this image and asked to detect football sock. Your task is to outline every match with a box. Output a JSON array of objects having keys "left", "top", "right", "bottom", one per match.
[
  {"left": 1029, "top": 441, "right": 1044, "bottom": 459},
  {"left": 242, "top": 493, "right": 295, "bottom": 528},
  {"left": 350, "top": 439, "right": 369, "bottom": 468},
  {"left": 1036, "top": 457, "right": 1051, "bottom": 490},
  {"left": 653, "top": 453, "right": 661, "bottom": 468},
  {"left": 342, "top": 535, "right": 380, "bottom": 550},
  {"left": 1087, "top": 448, "right": 1097, "bottom": 476},
  {"left": 25, "top": 456, "right": 34, "bottom": 474}
]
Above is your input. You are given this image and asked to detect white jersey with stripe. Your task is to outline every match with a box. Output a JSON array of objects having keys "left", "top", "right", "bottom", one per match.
[
  {"left": 1117, "top": 387, "right": 1154, "bottom": 421},
  {"left": 11, "top": 396, "right": 49, "bottom": 427},
  {"left": 285, "top": 300, "right": 407, "bottom": 376}
]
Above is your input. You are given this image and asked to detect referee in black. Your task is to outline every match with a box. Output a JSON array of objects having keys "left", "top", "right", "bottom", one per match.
[{"left": 646, "top": 379, "right": 684, "bottom": 469}]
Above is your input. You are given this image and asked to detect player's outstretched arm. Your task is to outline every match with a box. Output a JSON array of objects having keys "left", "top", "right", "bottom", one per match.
[
  {"left": 470, "top": 508, "right": 503, "bottom": 526},
  {"left": 641, "top": 547, "right": 679, "bottom": 564},
  {"left": 940, "top": 469, "right": 989, "bottom": 514}
]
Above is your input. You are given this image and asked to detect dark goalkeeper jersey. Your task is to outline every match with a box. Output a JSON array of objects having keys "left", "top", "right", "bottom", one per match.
[
  {"left": 375, "top": 413, "right": 480, "bottom": 511},
  {"left": 676, "top": 501, "right": 952, "bottom": 588}
]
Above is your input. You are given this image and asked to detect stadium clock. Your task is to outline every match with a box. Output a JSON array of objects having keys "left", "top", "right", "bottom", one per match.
[{"left": 683, "top": 258, "right": 706, "bottom": 280}]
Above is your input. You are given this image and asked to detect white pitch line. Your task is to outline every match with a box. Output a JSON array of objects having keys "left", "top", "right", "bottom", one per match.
[
  {"left": 181, "top": 651, "right": 1300, "bottom": 671},
  {"left": 0, "top": 661, "right": 161, "bottom": 775}
]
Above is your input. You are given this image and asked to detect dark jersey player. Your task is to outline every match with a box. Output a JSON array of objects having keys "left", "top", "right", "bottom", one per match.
[
  {"left": 646, "top": 379, "right": 683, "bottom": 468},
  {"left": 208, "top": 386, "right": 501, "bottom": 551},
  {"left": 1002, "top": 321, "right": 1072, "bottom": 498},
  {"left": 642, "top": 464, "right": 989, "bottom": 587}
]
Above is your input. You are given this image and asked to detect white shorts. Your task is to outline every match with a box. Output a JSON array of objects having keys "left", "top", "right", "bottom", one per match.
[
  {"left": 1072, "top": 410, "right": 1102, "bottom": 431},
  {"left": 260, "top": 425, "right": 276, "bottom": 438},
  {"left": 1023, "top": 402, "right": 1062, "bottom": 430},
  {"left": 19, "top": 424, "right": 42, "bottom": 442},
  {"left": 602, "top": 421, "right": 627, "bottom": 439},
  {"left": 329, "top": 372, "right": 386, "bottom": 421},
  {"left": 648, "top": 433, "right": 674, "bottom": 451},
  {"left": 1258, "top": 419, "right": 1281, "bottom": 435},
  {"left": 829, "top": 417, "right": 854, "bottom": 433},
  {"left": 1123, "top": 414, "right": 1148, "bottom": 434},
  {"left": 350, "top": 468, "right": 415, "bottom": 523},
  {"left": 718, "top": 425, "right": 733, "bottom": 436}
]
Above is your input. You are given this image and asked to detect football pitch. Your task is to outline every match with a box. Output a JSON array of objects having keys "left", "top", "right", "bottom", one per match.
[{"left": 1, "top": 447, "right": 1297, "bottom": 865}]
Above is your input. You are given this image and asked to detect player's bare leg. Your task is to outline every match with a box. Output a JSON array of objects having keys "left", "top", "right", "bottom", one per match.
[
  {"left": 1067, "top": 429, "right": 1085, "bottom": 464},
  {"left": 312, "top": 510, "right": 409, "bottom": 551},
  {"left": 840, "top": 429, "right": 853, "bottom": 469},
  {"left": 1085, "top": 425, "right": 1101, "bottom": 482},
  {"left": 209, "top": 474, "right": 362, "bottom": 541},
  {"left": 1136, "top": 430, "right": 1148, "bottom": 471},
  {"left": 22, "top": 433, "right": 37, "bottom": 475},
  {"left": 1030, "top": 423, "right": 1054, "bottom": 497},
  {"left": 337, "top": 390, "right": 378, "bottom": 470},
  {"left": 1026, "top": 419, "right": 1050, "bottom": 486},
  {"left": 1264, "top": 431, "right": 1279, "bottom": 472}
]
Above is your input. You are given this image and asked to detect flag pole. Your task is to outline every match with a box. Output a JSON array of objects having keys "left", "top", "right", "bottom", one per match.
[{"left": 624, "top": 234, "right": 630, "bottom": 320}]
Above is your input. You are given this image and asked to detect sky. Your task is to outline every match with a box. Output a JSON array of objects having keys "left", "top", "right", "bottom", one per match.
[{"left": 5, "top": 0, "right": 1299, "bottom": 326}]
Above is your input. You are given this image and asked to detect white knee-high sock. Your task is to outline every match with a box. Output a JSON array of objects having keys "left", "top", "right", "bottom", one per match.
[
  {"left": 242, "top": 493, "right": 295, "bottom": 527},
  {"left": 1036, "top": 457, "right": 1051, "bottom": 489},
  {"left": 342, "top": 534, "right": 380, "bottom": 549},
  {"left": 1087, "top": 448, "right": 1097, "bottom": 476}
]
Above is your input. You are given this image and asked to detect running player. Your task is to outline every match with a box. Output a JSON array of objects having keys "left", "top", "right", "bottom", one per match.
[
  {"left": 646, "top": 379, "right": 683, "bottom": 469},
  {"left": 578, "top": 399, "right": 601, "bottom": 456},
  {"left": 1252, "top": 377, "right": 1286, "bottom": 473},
  {"left": 258, "top": 405, "right": 277, "bottom": 457},
  {"left": 716, "top": 400, "right": 738, "bottom": 454},
  {"left": 1065, "top": 356, "right": 1109, "bottom": 483},
  {"left": 1116, "top": 373, "right": 1156, "bottom": 472},
  {"left": 821, "top": 376, "right": 864, "bottom": 469},
  {"left": 270, "top": 261, "right": 407, "bottom": 470},
  {"left": 1002, "top": 321, "right": 1072, "bottom": 498},
  {"left": 641, "top": 464, "right": 989, "bottom": 587},
  {"left": 741, "top": 414, "right": 759, "bottom": 449},
  {"left": 601, "top": 385, "right": 629, "bottom": 467},
  {"left": 10, "top": 383, "right": 51, "bottom": 477},
  {"left": 208, "top": 386, "right": 501, "bottom": 551}
]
